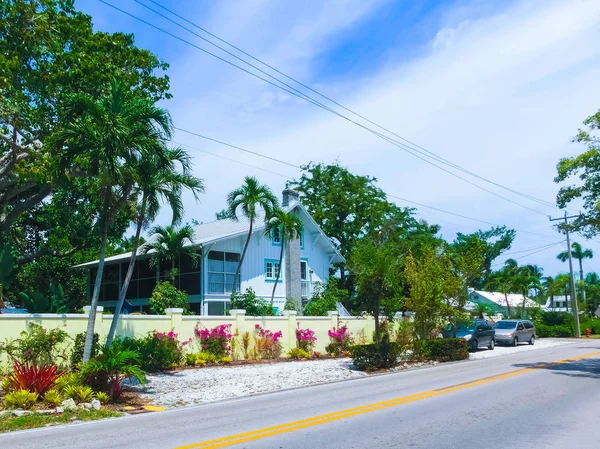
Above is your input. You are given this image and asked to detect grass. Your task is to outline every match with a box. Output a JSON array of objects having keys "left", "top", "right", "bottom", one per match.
[{"left": 0, "top": 409, "right": 122, "bottom": 433}]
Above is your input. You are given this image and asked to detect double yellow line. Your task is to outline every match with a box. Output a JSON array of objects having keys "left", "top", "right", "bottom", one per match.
[{"left": 175, "top": 351, "right": 600, "bottom": 449}]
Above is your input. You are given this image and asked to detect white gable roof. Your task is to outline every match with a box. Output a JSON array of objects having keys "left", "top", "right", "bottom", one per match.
[
  {"left": 74, "top": 203, "right": 343, "bottom": 268},
  {"left": 470, "top": 290, "right": 540, "bottom": 309}
]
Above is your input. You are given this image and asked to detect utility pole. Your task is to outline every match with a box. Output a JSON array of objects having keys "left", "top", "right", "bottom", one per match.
[{"left": 549, "top": 212, "right": 581, "bottom": 337}]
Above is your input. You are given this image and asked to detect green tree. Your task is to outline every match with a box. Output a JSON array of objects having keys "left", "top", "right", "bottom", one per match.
[
  {"left": 263, "top": 209, "right": 303, "bottom": 308},
  {"left": 513, "top": 264, "right": 543, "bottom": 317},
  {"left": 226, "top": 177, "right": 278, "bottom": 294},
  {"left": 148, "top": 281, "right": 189, "bottom": 315},
  {"left": 557, "top": 242, "right": 593, "bottom": 303},
  {"left": 303, "top": 277, "right": 348, "bottom": 316},
  {"left": 106, "top": 148, "right": 204, "bottom": 346},
  {"left": 485, "top": 268, "right": 516, "bottom": 316},
  {"left": 142, "top": 225, "right": 199, "bottom": 282},
  {"left": 448, "top": 234, "right": 486, "bottom": 304},
  {"left": 215, "top": 209, "right": 230, "bottom": 220},
  {"left": 584, "top": 272, "right": 600, "bottom": 316},
  {"left": 555, "top": 273, "right": 572, "bottom": 311},
  {"left": 543, "top": 276, "right": 560, "bottom": 310},
  {"left": 57, "top": 80, "right": 172, "bottom": 363}
]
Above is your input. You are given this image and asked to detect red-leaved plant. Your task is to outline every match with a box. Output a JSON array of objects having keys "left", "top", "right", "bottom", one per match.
[{"left": 8, "top": 361, "right": 61, "bottom": 395}]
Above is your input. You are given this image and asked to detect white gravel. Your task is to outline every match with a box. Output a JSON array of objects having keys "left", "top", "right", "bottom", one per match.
[
  {"left": 136, "top": 359, "right": 367, "bottom": 408},
  {"left": 469, "top": 337, "right": 574, "bottom": 360},
  {"left": 135, "top": 338, "right": 576, "bottom": 409}
]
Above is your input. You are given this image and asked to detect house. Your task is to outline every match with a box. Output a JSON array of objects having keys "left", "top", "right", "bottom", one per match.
[
  {"left": 75, "top": 189, "right": 344, "bottom": 315},
  {"left": 542, "top": 295, "right": 571, "bottom": 312},
  {"left": 468, "top": 289, "right": 540, "bottom": 315}
]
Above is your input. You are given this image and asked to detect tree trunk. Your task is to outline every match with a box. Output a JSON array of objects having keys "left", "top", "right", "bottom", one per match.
[
  {"left": 232, "top": 219, "right": 253, "bottom": 295},
  {"left": 579, "top": 259, "right": 587, "bottom": 304},
  {"left": 522, "top": 294, "right": 526, "bottom": 318},
  {"left": 106, "top": 198, "right": 146, "bottom": 347},
  {"left": 504, "top": 293, "right": 511, "bottom": 317},
  {"left": 270, "top": 237, "right": 284, "bottom": 308},
  {"left": 565, "top": 288, "right": 569, "bottom": 312},
  {"left": 83, "top": 211, "right": 109, "bottom": 363}
]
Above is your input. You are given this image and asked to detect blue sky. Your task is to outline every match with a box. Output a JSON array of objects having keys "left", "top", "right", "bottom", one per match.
[{"left": 76, "top": 0, "right": 600, "bottom": 276}]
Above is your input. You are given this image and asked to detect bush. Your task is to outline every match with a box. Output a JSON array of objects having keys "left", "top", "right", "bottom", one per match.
[
  {"left": 54, "top": 372, "right": 83, "bottom": 393},
  {"left": 3, "top": 390, "right": 38, "bottom": 409},
  {"left": 284, "top": 298, "right": 298, "bottom": 312},
  {"left": 535, "top": 324, "right": 573, "bottom": 338},
  {"left": 63, "top": 385, "right": 94, "bottom": 403},
  {"left": 326, "top": 325, "right": 353, "bottom": 356},
  {"left": 411, "top": 338, "right": 469, "bottom": 362},
  {"left": 303, "top": 277, "right": 347, "bottom": 316},
  {"left": 133, "top": 331, "right": 189, "bottom": 372},
  {"left": 7, "top": 361, "right": 61, "bottom": 395},
  {"left": 194, "top": 324, "right": 233, "bottom": 358},
  {"left": 70, "top": 332, "right": 100, "bottom": 369},
  {"left": 95, "top": 391, "right": 110, "bottom": 405},
  {"left": 394, "top": 321, "right": 415, "bottom": 351},
  {"left": 352, "top": 340, "right": 402, "bottom": 371},
  {"left": 296, "top": 327, "right": 317, "bottom": 353},
  {"left": 230, "top": 288, "right": 275, "bottom": 316},
  {"left": 254, "top": 325, "right": 283, "bottom": 359},
  {"left": 43, "top": 389, "right": 62, "bottom": 407},
  {"left": 288, "top": 348, "right": 311, "bottom": 359},
  {"left": 0, "top": 323, "right": 69, "bottom": 366},
  {"left": 149, "top": 281, "right": 189, "bottom": 315}
]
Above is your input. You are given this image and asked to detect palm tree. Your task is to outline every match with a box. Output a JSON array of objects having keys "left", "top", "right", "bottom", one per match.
[
  {"left": 557, "top": 242, "right": 593, "bottom": 303},
  {"left": 515, "top": 264, "right": 542, "bottom": 317},
  {"left": 227, "top": 177, "right": 278, "bottom": 294},
  {"left": 485, "top": 269, "right": 514, "bottom": 316},
  {"left": 554, "top": 273, "right": 571, "bottom": 311},
  {"left": 263, "top": 209, "right": 303, "bottom": 307},
  {"left": 58, "top": 79, "right": 172, "bottom": 363},
  {"left": 105, "top": 147, "right": 204, "bottom": 347},
  {"left": 142, "top": 225, "right": 199, "bottom": 282},
  {"left": 542, "top": 276, "right": 560, "bottom": 310}
]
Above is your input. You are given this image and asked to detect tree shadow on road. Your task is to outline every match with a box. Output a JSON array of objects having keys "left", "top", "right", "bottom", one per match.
[{"left": 512, "top": 358, "right": 600, "bottom": 380}]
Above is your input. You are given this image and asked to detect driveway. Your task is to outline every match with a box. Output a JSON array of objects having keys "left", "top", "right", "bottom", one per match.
[{"left": 470, "top": 337, "right": 573, "bottom": 360}]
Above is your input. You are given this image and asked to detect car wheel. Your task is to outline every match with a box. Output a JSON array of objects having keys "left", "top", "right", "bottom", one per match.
[
  {"left": 470, "top": 339, "right": 478, "bottom": 352},
  {"left": 512, "top": 337, "right": 519, "bottom": 347},
  {"left": 529, "top": 335, "right": 535, "bottom": 345},
  {"left": 488, "top": 339, "right": 495, "bottom": 350}
]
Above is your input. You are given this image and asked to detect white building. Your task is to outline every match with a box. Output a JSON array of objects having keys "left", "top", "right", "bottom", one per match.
[
  {"left": 542, "top": 295, "right": 570, "bottom": 312},
  {"left": 469, "top": 289, "right": 540, "bottom": 315},
  {"left": 76, "top": 190, "right": 343, "bottom": 315}
]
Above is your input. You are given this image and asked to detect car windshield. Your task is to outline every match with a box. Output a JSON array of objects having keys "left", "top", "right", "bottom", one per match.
[
  {"left": 455, "top": 322, "right": 475, "bottom": 331},
  {"left": 494, "top": 321, "right": 516, "bottom": 329}
]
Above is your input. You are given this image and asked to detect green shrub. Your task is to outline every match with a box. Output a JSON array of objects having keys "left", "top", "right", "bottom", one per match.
[
  {"left": 149, "top": 281, "right": 189, "bottom": 315},
  {"left": 43, "top": 389, "right": 62, "bottom": 407},
  {"left": 64, "top": 385, "right": 95, "bottom": 403},
  {"left": 412, "top": 338, "right": 469, "bottom": 362},
  {"left": 1, "top": 376, "right": 13, "bottom": 393},
  {"left": 95, "top": 391, "right": 110, "bottom": 405},
  {"left": 186, "top": 352, "right": 220, "bottom": 366},
  {"left": 303, "top": 277, "right": 347, "bottom": 316},
  {"left": 351, "top": 340, "right": 402, "bottom": 371},
  {"left": 287, "top": 348, "right": 311, "bottom": 359},
  {"left": 133, "top": 331, "right": 186, "bottom": 372},
  {"left": 394, "top": 321, "right": 415, "bottom": 350},
  {"left": 283, "top": 298, "right": 298, "bottom": 312},
  {"left": 0, "top": 323, "right": 68, "bottom": 366},
  {"left": 54, "top": 372, "right": 83, "bottom": 393},
  {"left": 230, "top": 287, "right": 274, "bottom": 316},
  {"left": 3, "top": 390, "right": 38, "bottom": 409},
  {"left": 535, "top": 324, "right": 573, "bottom": 338},
  {"left": 70, "top": 332, "right": 100, "bottom": 369}
]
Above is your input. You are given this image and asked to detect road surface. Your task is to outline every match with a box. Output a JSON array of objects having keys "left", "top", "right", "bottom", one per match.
[{"left": 2, "top": 340, "right": 599, "bottom": 449}]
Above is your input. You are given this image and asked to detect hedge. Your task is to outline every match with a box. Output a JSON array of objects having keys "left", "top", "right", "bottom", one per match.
[
  {"left": 412, "top": 338, "right": 469, "bottom": 362},
  {"left": 351, "top": 341, "right": 403, "bottom": 371}
]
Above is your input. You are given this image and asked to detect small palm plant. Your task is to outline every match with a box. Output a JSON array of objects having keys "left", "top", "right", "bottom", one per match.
[
  {"left": 142, "top": 224, "right": 198, "bottom": 282},
  {"left": 81, "top": 345, "right": 145, "bottom": 403}
]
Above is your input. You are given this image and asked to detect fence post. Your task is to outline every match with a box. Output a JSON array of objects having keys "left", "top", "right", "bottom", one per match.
[
  {"left": 165, "top": 308, "right": 183, "bottom": 330},
  {"left": 229, "top": 309, "right": 247, "bottom": 336},
  {"left": 327, "top": 311, "right": 339, "bottom": 331},
  {"left": 283, "top": 310, "right": 298, "bottom": 351}
]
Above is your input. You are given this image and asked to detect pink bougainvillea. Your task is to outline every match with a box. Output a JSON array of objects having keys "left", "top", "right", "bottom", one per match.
[
  {"left": 296, "top": 325, "right": 317, "bottom": 353},
  {"left": 326, "top": 325, "right": 353, "bottom": 355},
  {"left": 254, "top": 324, "right": 283, "bottom": 359},
  {"left": 194, "top": 324, "right": 234, "bottom": 357}
]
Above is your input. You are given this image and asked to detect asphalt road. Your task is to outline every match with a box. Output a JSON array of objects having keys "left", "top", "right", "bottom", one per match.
[{"left": 3, "top": 340, "right": 600, "bottom": 449}]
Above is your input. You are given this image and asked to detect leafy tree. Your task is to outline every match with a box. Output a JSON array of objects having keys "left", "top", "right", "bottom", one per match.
[
  {"left": 226, "top": 177, "right": 278, "bottom": 294},
  {"left": 148, "top": 281, "right": 189, "bottom": 315},
  {"left": 230, "top": 287, "right": 274, "bottom": 316},
  {"left": 263, "top": 209, "right": 303, "bottom": 308},
  {"left": 304, "top": 277, "right": 348, "bottom": 316},
  {"left": 0, "top": 0, "right": 170, "bottom": 234},
  {"left": 57, "top": 80, "right": 172, "bottom": 363},
  {"left": 584, "top": 272, "right": 600, "bottom": 316},
  {"left": 18, "top": 282, "right": 76, "bottom": 313},
  {"left": 448, "top": 234, "right": 486, "bottom": 304},
  {"left": 106, "top": 148, "right": 204, "bottom": 346},
  {"left": 142, "top": 225, "right": 199, "bottom": 282},
  {"left": 557, "top": 242, "right": 593, "bottom": 303}
]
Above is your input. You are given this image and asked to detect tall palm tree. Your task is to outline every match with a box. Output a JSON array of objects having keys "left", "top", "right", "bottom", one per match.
[
  {"left": 557, "top": 242, "right": 593, "bottom": 303},
  {"left": 554, "top": 273, "right": 571, "bottom": 311},
  {"left": 263, "top": 209, "right": 303, "bottom": 307},
  {"left": 542, "top": 276, "right": 560, "bottom": 310},
  {"left": 142, "top": 225, "right": 199, "bottom": 282},
  {"left": 106, "top": 147, "right": 204, "bottom": 346},
  {"left": 485, "top": 269, "right": 515, "bottom": 316},
  {"left": 58, "top": 79, "right": 172, "bottom": 363},
  {"left": 515, "top": 264, "right": 542, "bottom": 317},
  {"left": 227, "top": 177, "right": 278, "bottom": 294}
]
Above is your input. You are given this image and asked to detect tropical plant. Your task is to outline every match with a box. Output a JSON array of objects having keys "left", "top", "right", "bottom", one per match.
[
  {"left": 194, "top": 324, "right": 234, "bottom": 358},
  {"left": 473, "top": 303, "right": 492, "bottom": 319},
  {"left": 287, "top": 348, "right": 311, "bottom": 359},
  {"left": 106, "top": 148, "right": 204, "bottom": 346},
  {"left": 254, "top": 325, "right": 283, "bottom": 359},
  {"left": 7, "top": 361, "right": 60, "bottom": 395},
  {"left": 326, "top": 325, "right": 353, "bottom": 355},
  {"left": 95, "top": 391, "right": 110, "bottom": 405},
  {"left": 142, "top": 224, "right": 199, "bottom": 283},
  {"left": 558, "top": 242, "right": 593, "bottom": 302},
  {"left": 226, "top": 176, "right": 278, "bottom": 294},
  {"left": 555, "top": 273, "right": 572, "bottom": 311},
  {"left": 54, "top": 372, "right": 83, "bottom": 394},
  {"left": 1, "top": 323, "right": 69, "bottom": 366},
  {"left": 3, "top": 390, "right": 38, "bottom": 410},
  {"left": 230, "top": 287, "right": 274, "bottom": 316},
  {"left": 296, "top": 327, "right": 317, "bottom": 353},
  {"left": 303, "top": 277, "right": 348, "bottom": 316},
  {"left": 81, "top": 345, "right": 146, "bottom": 402},
  {"left": 131, "top": 330, "right": 189, "bottom": 372},
  {"left": 514, "top": 264, "right": 543, "bottom": 317},
  {"left": 17, "top": 283, "right": 76, "bottom": 314},
  {"left": 542, "top": 276, "right": 560, "bottom": 310},
  {"left": 148, "top": 281, "right": 189, "bottom": 315},
  {"left": 63, "top": 385, "right": 95, "bottom": 403},
  {"left": 71, "top": 332, "right": 100, "bottom": 369},
  {"left": 43, "top": 389, "right": 63, "bottom": 407},
  {"left": 485, "top": 268, "right": 516, "bottom": 316},
  {"left": 57, "top": 79, "right": 173, "bottom": 364}
]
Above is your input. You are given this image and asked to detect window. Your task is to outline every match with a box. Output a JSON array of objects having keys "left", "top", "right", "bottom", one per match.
[
  {"left": 517, "top": 323, "right": 524, "bottom": 331},
  {"left": 300, "top": 260, "right": 308, "bottom": 281},
  {"left": 265, "top": 259, "right": 281, "bottom": 281},
  {"left": 524, "top": 321, "right": 533, "bottom": 329},
  {"left": 208, "top": 251, "right": 240, "bottom": 294},
  {"left": 272, "top": 227, "right": 282, "bottom": 246}
]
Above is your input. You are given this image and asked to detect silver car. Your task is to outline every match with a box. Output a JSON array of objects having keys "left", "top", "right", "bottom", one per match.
[{"left": 493, "top": 320, "right": 536, "bottom": 346}]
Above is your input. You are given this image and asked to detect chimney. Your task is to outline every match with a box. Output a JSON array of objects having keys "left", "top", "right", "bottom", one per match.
[{"left": 282, "top": 188, "right": 300, "bottom": 207}]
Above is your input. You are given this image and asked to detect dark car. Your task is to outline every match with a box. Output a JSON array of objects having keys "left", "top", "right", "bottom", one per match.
[
  {"left": 443, "top": 319, "right": 495, "bottom": 352},
  {"left": 493, "top": 320, "right": 536, "bottom": 346}
]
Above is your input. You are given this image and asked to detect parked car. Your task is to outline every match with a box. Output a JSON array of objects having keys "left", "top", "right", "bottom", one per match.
[
  {"left": 493, "top": 320, "right": 536, "bottom": 346},
  {"left": 442, "top": 319, "right": 495, "bottom": 352}
]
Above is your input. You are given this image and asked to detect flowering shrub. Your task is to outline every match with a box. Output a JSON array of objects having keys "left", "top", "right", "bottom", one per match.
[
  {"left": 114, "top": 330, "right": 191, "bottom": 372},
  {"left": 254, "top": 324, "right": 283, "bottom": 359},
  {"left": 195, "top": 324, "right": 233, "bottom": 358},
  {"left": 0, "top": 323, "right": 68, "bottom": 366},
  {"left": 326, "top": 325, "right": 353, "bottom": 356},
  {"left": 295, "top": 326, "right": 317, "bottom": 353}
]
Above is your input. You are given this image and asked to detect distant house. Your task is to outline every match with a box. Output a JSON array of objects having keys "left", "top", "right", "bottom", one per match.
[
  {"left": 468, "top": 289, "right": 540, "bottom": 315},
  {"left": 76, "top": 189, "right": 344, "bottom": 315},
  {"left": 542, "top": 295, "right": 570, "bottom": 312}
]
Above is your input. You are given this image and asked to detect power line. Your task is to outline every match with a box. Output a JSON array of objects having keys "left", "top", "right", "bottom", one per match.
[
  {"left": 491, "top": 241, "right": 565, "bottom": 267},
  {"left": 141, "top": 0, "right": 561, "bottom": 211},
  {"left": 501, "top": 241, "right": 565, "bottom": 257},
  {"left": 100, "top": 0, "right": 552, "bottom": 217}
]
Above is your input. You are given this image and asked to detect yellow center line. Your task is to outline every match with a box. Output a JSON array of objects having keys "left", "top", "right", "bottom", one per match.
[{"left": 174, "top": 350, "right": 600, "bottom": 449}]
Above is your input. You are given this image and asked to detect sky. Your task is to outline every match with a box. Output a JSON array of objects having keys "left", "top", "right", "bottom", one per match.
[{"left": 76, "top": 0, "right": 600, "bottom": 276}]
